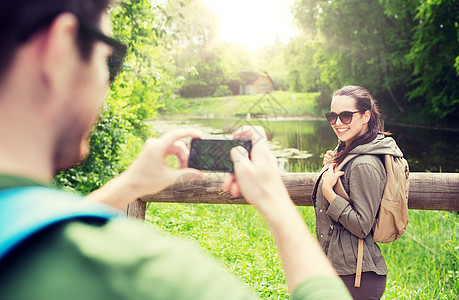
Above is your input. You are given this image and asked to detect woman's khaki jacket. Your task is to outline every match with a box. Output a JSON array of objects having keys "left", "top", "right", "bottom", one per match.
[{"left": 312, "top": 135, "right": 403, "bottom": 276}]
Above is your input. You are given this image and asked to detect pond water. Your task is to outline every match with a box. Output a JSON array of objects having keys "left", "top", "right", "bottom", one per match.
[{"left": 149, "top": 116, "right": 459, "bottom": 173}]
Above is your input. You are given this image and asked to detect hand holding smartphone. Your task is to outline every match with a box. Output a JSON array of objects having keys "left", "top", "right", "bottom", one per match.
[{"left": 188, "top": 138, "right": 252, "bottom": 172}]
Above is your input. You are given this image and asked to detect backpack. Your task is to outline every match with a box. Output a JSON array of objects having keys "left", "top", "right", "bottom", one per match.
[
  {"left": 333, "top": 154, "right": 410, "bottom": 287},
  {"left": 0, "top": 186, "right": 119, "bottom": 261}
]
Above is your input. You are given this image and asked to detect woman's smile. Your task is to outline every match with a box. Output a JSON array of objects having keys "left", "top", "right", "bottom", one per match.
[{"left": 335, "top": 127, "right": 350, "bottom": 136}]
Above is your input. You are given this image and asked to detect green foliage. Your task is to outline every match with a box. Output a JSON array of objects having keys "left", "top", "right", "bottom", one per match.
[
  {"left": 180, "top": 51, "right": 227, "bottom": 97},
  {"left": 54, "top": 106, "right": 132, "bottom": 194},
  {"left": 213, "top": 85, "right": 232, "bottom": 97},
  {"left": 284, "top": 38, "right": 319, "bottom": 92},
  {"left": 291, "top": 0, "right": 415, "bottom": 113},
  {"left": 55, "top": 0, "right": 174, "bottom": 194},
  {"left": 220, "top": 43, "right": 256, "bottom": 76},
  {"left": 165, "top": 0, "right": 229, "bottom": 98},
  {"left": 291, "top": 0, "right": 459, "bottom": 124},
  {"left": 254, "top": 42, "right": 289, "bottom": 91},
  {"left": 406, "top": 0, "right": 459, "bottom": 121},
  {"left": 109, "top": 1, "right": 166, "bottom": 122}
]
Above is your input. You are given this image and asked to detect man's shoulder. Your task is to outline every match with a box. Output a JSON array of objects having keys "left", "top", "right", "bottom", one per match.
[{"left": 0, "top": 218, "right": 257, "bottom": 300}]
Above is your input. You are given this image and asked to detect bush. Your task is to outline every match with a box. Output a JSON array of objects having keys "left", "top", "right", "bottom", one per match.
[
  {"left": 54, "top": 105, "right": 132, "bottom": 194},
  {"left": 213, "top": 85, "right": 232, "bottom": 97}
]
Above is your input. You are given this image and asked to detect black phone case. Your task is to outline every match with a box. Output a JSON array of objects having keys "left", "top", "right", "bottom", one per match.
[{"left": 188, "top": 138, "right": 252, "bottom": 172}]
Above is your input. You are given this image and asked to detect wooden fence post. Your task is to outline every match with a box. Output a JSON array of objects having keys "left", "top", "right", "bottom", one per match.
[{"left": 126, "top": 198, "right": 146, "bottom": 220}]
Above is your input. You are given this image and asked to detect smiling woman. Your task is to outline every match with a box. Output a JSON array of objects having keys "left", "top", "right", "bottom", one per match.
[
  {"left": 202, "top": 0, "right": 298, "bottom": 51},
  {"left": 315, "top": 85, "right": 404, "bottom": 299}
]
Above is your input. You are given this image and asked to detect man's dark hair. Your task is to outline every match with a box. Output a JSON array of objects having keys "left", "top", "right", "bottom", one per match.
[{"left": 0, "top": 0, "right": 112, "bottom": 82}]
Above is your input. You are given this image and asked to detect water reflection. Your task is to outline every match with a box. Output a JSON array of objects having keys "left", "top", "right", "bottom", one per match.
[
  {"left": 384, "top": 123, "right": 459, "bottom": 173},
  {"left": 151, "top": 116, "right": 459, "bottom": 173}
]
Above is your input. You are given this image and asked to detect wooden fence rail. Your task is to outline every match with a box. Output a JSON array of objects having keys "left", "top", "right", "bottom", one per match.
[{"left": 127, "top": 172, "right": 459, "bottom": 219}]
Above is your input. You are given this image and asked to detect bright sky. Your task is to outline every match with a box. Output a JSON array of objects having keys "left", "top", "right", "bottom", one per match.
[{"left": 201, "top": 0, "right": 299, "bottom": 51}]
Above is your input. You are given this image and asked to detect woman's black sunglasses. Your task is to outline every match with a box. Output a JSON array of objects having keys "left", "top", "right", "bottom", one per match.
[
  {"left": 325, "top": 111, "right": 362, "bottom": 125},
  {"left": 78, "top": 19, "right": 127, "bottom": 83}
]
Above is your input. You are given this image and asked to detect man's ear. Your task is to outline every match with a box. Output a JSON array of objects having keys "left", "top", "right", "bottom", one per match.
[{"left": 39, "top": 13, "right": 80, "bottom": 98}]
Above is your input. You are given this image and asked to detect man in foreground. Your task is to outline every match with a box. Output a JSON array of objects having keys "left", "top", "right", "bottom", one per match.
[{"left": 0, "top": 0, "right": 351, "bottom": 299}]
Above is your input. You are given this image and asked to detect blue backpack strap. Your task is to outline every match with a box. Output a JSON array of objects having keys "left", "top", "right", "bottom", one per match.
[{"left": 0, "top": 186, "right": 120, "bottom": 260}]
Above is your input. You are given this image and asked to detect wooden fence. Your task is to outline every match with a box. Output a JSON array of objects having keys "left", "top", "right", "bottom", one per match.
[{"left": 126, "top": 172, "right": 459, "bottom": 220}]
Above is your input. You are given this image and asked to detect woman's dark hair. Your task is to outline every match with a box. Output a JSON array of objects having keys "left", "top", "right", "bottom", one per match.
[
  {"left": 332, "top": 85, "right": 388, "bottom": 165},
  {"left": 0, "top": 0, "right": 112, "bottom": 82}
]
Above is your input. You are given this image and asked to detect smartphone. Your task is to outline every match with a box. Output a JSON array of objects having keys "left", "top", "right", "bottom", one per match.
[{"left": 188, "top": 138, "right": 252, "bottom": 172}]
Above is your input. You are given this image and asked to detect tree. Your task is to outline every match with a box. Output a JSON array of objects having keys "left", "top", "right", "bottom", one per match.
[
  {"left": 285, "top": 37, "right": 319, "bottom": 92},
  {"left": 292, "top": 0, "right": 459, "bottom": 123},
  {"left": 406, "top": 0, "right": 459, "bottom": 121},
  {"left": 165, "top": 0, "right": 226, "bottom": 97},
  {"left": 314, "top": 0, "right": 412, "bottom": 113},
  {"left": 179, "top": 50, "right": 227, "bottom": 97},
  {"left": 55, "top": 0, "right": 174, "bottom": 193}
]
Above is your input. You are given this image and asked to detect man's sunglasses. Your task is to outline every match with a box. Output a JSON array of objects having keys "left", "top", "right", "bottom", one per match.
[
  {"left": 18, "top": 14, "right": 127, "bottom": 83},
  {"left": 325, "top": 111, "right": 362, "bottom": 125},
  {"left": 78, "top": 19, "right": 127, "bottom": 83}
]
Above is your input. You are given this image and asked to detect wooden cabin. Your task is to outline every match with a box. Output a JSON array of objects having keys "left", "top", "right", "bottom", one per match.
[{"left": 239, "top": 72, "right": 274, "bottom": 95}]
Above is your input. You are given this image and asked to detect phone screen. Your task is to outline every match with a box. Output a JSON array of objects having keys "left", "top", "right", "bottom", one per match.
[{"left": 188, "top": 138, "right": 252, "bottom": 172}]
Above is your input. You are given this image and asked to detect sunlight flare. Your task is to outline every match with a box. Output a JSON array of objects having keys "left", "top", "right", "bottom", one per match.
[{"left": 202, "top": 0, "right": 299, "bottom": 51}]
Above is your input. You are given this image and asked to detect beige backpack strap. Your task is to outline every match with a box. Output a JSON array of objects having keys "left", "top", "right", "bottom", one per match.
[
  {"left": 333, "top": 154, "right": 358, "bottom": 201},
  {"left": 333, "top": 154, "right": 363, "bottom": 288},
  {"left": 333, "top": 177, "right": 350, "bottom": 201},
  {"left": 354, "top": 238, "right": 364, "bottom": 287},
  {"left": 312, "top": 162, "right": 332, "bottom": 205}
]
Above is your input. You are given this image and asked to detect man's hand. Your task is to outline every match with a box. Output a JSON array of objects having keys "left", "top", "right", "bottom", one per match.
[
  {"left": 123, "top": 128, "right": 204, "bottom": 196},
  {"left": 86, "top": 129, "right": 204, "bottom": 209},
  {"left": 222, "top": 126, "right": 290, "bottom": 214}
]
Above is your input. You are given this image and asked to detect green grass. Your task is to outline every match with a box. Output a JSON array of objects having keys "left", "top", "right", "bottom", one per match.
[
  {"left": 380, "top": 211, "right": 459, "bottom": 299},
  {"left": 145, "top": 202, "right": 458, "bottom": 299},
  {"left": 159, "top": 91, "right": 320, "bottom": 117}
]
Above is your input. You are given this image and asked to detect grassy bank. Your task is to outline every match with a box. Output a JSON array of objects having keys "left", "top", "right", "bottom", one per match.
[
  {"left": 145, "top": 202, "right": 458, "bottom": 299},
  {"left": 159, "top": 91, "right": 321, "bottom": 117}
]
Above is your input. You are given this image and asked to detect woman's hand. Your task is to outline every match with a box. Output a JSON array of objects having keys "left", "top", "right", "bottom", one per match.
[
  {"left": 321, "top": 163, "right": 344, "bottom": 204},
  {"left": 323, "top": 150, "right": 335, "bottom": 165}
]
